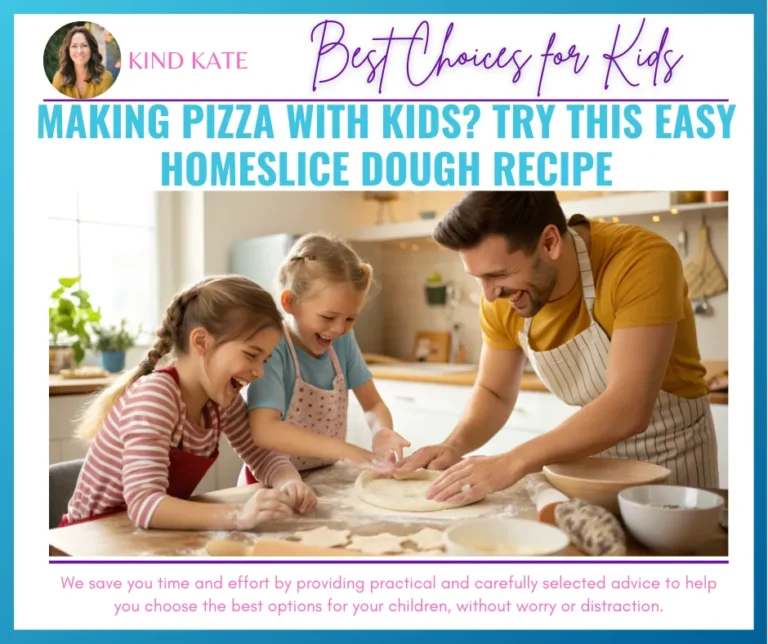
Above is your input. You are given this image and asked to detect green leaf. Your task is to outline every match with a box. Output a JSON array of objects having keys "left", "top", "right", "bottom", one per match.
[
  {"left": 50, "top": 287, "right": 64, "bottom": 299},
  {"left": 58, "top": 277, "right": 80, "bottom": 288},
  {"left": 71, "top": 341, "right": 85, "bottom": 364},
  {"left": 58, "top": 299, "right": 75, "bottom": 315}
]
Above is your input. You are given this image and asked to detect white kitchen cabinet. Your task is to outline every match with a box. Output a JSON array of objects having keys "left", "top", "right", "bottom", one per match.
[{"left": 358, "top": 379, "right": 565, "bottom": 457}]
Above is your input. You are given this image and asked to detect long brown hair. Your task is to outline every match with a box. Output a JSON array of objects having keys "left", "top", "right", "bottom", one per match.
[
  {"left": 57, "top": 26, "right": 106, "bottom": 88},
  {"left": 75, "top": 275, "right": 283, "bottom": 440},
  {"left": 278, "top": 233, "right": 375, "bottom": 302}
]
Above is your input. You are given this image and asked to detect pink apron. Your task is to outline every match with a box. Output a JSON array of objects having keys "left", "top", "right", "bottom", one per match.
[{"left": 241, "top": 328, "right": 349, "bottom": 484}]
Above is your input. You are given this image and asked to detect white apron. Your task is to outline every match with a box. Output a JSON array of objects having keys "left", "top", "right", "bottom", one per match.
[{"left": 518, "top": 227, "right": 719, "bottom": 487}]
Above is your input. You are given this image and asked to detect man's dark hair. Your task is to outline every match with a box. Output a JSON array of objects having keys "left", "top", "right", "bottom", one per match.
[{"left": 433, "top": 191, "right": 568, "bottom": 254}]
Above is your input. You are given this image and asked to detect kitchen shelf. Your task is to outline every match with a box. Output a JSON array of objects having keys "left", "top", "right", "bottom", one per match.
[{"left": 348, "top": 192, "right": 729, "bottom": 243}]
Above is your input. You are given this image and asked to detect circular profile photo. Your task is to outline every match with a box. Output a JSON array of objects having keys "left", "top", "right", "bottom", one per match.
[{"left": 43, "top": 21, "right": 121, "bottom": 99}]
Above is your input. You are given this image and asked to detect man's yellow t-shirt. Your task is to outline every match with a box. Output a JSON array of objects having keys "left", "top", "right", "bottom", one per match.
[{"left": 479, "top": 216, "right": 708, "bottom": 399}]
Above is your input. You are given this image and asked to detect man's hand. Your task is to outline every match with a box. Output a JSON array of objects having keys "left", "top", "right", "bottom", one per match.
[
  {"left": 394, "top": 444, "right": 463, "bottom": 475},
  {"left": 372, "top": 428, "right": 411, "bottom": 463},
  {"left": 424, "top": 453, "right": 525, "bottom": 504}
]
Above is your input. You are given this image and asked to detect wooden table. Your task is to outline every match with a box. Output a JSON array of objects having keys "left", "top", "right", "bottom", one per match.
[{"left": 49, "top": 464, "right": 728, "bottom": 558}]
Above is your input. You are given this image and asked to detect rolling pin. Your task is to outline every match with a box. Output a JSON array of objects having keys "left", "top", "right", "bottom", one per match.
[
  {"left": 205, "top": 538, "right": 367, "bottom": 557},
  {"left": 526, "top": 473, "right": 628, "bottom": 557}
]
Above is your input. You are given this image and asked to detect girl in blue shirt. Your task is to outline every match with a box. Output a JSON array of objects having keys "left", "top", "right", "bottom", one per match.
[{"left": 239, "top": 233, "right": 410, "bottom": 512}]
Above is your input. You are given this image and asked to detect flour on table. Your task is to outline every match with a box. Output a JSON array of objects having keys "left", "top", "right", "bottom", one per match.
[
  {"left": 405, "top": 527, "right": 445, "bottom": 551},
  {"left": 294, "top": 526, "right": 351, "bottom": 548},
  {"left": 354, "top": 469, "right": 487, "bottom": 512},
  {"left": 347, "top": 533, "right": 406, "bottom": 555}
]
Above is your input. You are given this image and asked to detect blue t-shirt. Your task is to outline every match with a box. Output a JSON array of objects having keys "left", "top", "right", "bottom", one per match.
[{"left": 246, "top": 330, "right": 372, "bottom": 418}]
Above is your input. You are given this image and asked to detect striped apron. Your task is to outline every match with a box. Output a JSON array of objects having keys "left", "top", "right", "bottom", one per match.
[{"left": 518, "top": 227, "right": 719, "bottom": 487}]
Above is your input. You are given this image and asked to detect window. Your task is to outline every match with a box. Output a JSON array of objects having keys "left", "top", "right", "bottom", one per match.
[{"left": 48, "top": 191, "right": 159, "bottom": 346}]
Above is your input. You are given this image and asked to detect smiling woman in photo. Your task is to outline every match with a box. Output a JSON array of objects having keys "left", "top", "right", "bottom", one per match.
[{"left": 52, "top": 25, "right": 114, "bottom": 99}]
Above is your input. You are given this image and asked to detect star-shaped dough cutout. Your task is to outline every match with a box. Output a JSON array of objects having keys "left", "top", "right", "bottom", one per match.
[{"left": 293, "top": 526, "right": 351, "bottom": 548}]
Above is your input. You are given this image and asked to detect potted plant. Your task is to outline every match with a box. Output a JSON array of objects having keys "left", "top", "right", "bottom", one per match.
[
  {"left": 425, "top": 272, "right": 448, "bottom": 306},
  {"left": 49, "top": 277, "right": 101, "bottom": 374},
  {"left": 92, "top": 319, "right": 141, "bottom": 373}
]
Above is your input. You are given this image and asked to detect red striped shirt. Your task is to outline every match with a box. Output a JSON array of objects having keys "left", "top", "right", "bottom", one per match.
[{"left": 63, "top": 370, "right": 291, "bottom": 528}]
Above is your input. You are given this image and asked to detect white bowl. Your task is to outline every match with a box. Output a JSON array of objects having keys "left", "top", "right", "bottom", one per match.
[
  {"left": 443, "top": 518, "right": 570, "bottom": 557},
  {"left": 618, "top": 485, "right": 725, "bottom": 554}
]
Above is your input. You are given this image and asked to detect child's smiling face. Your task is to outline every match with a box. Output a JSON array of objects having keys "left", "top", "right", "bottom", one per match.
[
  {"left": 282, "top": 281, "right": 366, "bottom": 357},
  {"left": 197, "top": 326, "right": 283, "bottom": 407}
]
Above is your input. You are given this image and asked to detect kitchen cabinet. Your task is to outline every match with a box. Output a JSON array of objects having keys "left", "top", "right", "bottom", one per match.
[
  {"left": 351, "top": 379, "right": 580, "bottom": 457},
  {"left": 354, "top": 380, "right": 730, "bottom": 489},
  {"left": 48, "top": 380, "right": 728, "bottom": 497}
]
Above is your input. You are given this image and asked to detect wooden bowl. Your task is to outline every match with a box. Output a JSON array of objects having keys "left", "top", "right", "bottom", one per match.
[{"left": 542, "top": 457, "right": 671, "bottom": 515}]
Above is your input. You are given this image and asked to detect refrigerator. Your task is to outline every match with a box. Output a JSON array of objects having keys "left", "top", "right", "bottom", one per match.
[{"left": 229, "top": 234, "right": 300, "bottom": 300}]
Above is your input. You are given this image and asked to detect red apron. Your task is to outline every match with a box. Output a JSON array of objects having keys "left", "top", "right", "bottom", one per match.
[{"left": 57, "top": 365, "right": 220, "bottom": 528}]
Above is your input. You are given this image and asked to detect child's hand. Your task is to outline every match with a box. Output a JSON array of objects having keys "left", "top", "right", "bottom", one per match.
[
  {"left": 343, "top": 453, "right": 397, "bottom": 477},
  {"left": 279, "top": 479, "right": 317, "bottom": 515},
  {"left": 234, "top": 487, "right": 293, "bottom": 530},
  {"left": 372, "top": 427, "right": 411, "bottom": 463}
]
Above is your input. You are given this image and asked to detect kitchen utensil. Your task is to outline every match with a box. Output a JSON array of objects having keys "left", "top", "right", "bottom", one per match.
[
  {"left": 442, "top": 518, "right": 570, "bottom": 556},
  {"left": 704, "top": 191, "right": 728, "bottom": 203},
  {"left": 526, "top": 474, "right": 628, "bottom": 556},
  {"left": 684, "top": 218, "right": 728, "bottom": 310},
  {"left": 554, "top": 499, "right": 628, "bottom": 556},
  {"left": 677, "top": 226, "right": 688, "bottom": 258},
  {"left": 543, "top": 457, "right": 671, "bottom": 515},
  {"left": 674, "top": 191, "right": 705, "bottom": 205},
  {"left": 693, "top": 296, "right": 712, "bottom": 316},
  {"left": 525, "top": 472, "right": 570, "bottom": 524},
  {"left": 618, "top": 485, "right": 725, "bottom": 554}
]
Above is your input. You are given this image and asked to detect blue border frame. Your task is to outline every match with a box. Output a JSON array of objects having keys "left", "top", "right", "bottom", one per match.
[{"left": 7, "top": 0, "right": 765, "bottom": 640}]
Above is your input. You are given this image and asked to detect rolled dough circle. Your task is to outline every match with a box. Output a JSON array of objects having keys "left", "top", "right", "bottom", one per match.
[{"left": 354, "top": 469, "right": 485, "bottom": 512}]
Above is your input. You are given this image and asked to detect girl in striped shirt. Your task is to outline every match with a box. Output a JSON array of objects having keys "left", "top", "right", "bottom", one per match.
[{"left": 59, "top": 275, "right": 312, "bottom": 531}]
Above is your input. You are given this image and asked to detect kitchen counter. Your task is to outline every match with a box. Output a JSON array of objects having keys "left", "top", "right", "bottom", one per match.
[
  {"left": 49, "top": 463, "right": 727, "bottom": 558},
  {"left": 367, "top": 360, "right": 729, "bottom": 405},
  {"left": 49, "top": 374, "right": 119, "bottom": 396},
  {"left": 49, "top": 361, "right": 729, "bottom": 405}
]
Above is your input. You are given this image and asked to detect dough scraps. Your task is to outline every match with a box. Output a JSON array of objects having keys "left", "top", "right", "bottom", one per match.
[
  {"left": 346, "top": 533, "right": 406, "bottom": 555},
  {"left": 354, "top": 469, "right": 486, "bottom": 512},
  {"left": 405, "top": 527, "right": 445, "bottom": 551},
  {"left": 293, "top": 526, "right": 351, "bottom": 548}
]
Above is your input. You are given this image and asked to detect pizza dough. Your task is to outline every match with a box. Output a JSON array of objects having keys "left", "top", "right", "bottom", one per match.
[
  {"left": 354, "top": 469, "right": 486, "bottom": 512},
  {"left": 346, "top": 533, "right": 406, "bottom": 555},
  {"left": 405, "top": 527, "right": 445, "bottom": 550},
  {"left": 293, "top": 526, "right": 351, "bottom": 548}
]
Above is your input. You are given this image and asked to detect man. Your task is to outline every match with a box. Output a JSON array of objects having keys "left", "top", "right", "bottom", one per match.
[{"left": 396, "top": 191, "right": 718, "bottom": 504}]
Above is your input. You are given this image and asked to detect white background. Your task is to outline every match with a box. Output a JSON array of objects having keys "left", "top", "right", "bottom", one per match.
[{"left": 17, "top": 13, "right": 754, "bottom": 630}]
